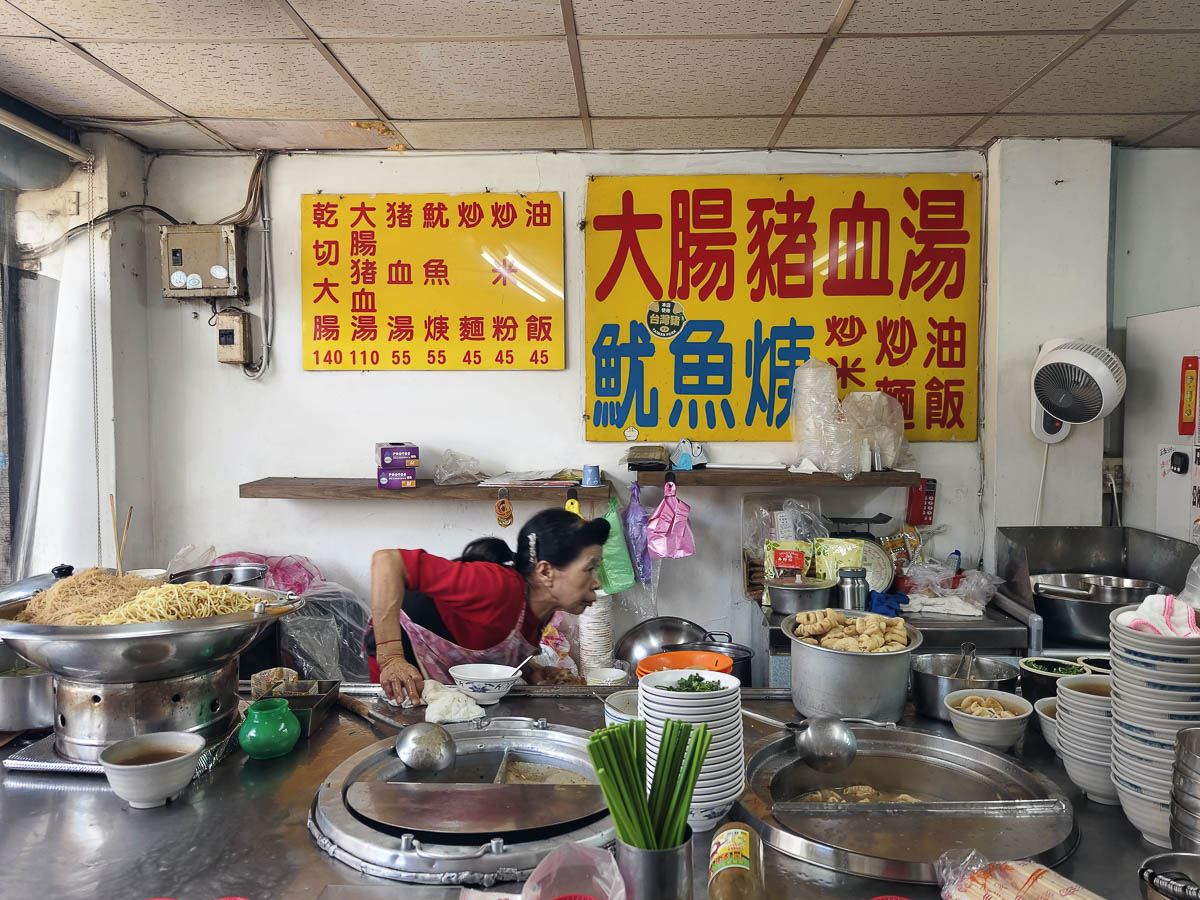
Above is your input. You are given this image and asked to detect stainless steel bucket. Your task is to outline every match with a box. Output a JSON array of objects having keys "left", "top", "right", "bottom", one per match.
[
  {"left": 781, "top": 611, "right": 923, "bottom": 723},
  {"left": 615, "top": 829, "right": 693, "bottom": 900},
  {"left": 910, "top": 653, "right": 1020, "bottom": 722}
]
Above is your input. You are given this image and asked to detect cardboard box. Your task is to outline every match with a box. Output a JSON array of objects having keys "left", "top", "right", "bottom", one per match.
[
  {"left": 377, "top": 467, "right": 418, "bottom": 489},
  {"left": 376, "top": 442, "right": 420, "bottom": 468}
]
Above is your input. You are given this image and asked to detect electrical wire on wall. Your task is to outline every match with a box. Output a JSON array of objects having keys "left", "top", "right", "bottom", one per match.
[{"left": 239, "top": 152, "right": 274, "bottom": 380}]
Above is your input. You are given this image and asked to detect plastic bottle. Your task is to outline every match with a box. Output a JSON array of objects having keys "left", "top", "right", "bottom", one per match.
[{"left": 708, "top": 822, "right": 764, "bottom": 900}]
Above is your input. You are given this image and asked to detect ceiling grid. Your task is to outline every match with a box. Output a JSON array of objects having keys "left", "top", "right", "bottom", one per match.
[{"left": 0, "top": 0, "right": 1192, "bottom": 151}]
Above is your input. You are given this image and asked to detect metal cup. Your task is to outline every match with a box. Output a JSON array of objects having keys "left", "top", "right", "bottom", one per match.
[{"left": 615, "top": 828, "right": 693, "bottom": 900}]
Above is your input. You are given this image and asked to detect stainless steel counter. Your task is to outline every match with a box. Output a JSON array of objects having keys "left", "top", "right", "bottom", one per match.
[{"left": 0, "top": 689, "right": 1148, "bottom": 899}]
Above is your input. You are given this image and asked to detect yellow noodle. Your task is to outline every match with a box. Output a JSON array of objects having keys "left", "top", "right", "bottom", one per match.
[
  {"left": 15, "top": 568, "right": 157, "bottom": 625},
  {"left": 91, "top": 582, "right": 255, "bottom": 625}
]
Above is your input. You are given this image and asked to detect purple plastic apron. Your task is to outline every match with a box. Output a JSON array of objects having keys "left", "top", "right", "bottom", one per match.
[{"left": 398, "top": 605, "right": 541, "bottom": 685}]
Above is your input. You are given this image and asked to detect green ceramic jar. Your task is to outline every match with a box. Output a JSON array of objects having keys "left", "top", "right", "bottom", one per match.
[{"left": 238, "top": 698, "right": 300, "bottom": 760}]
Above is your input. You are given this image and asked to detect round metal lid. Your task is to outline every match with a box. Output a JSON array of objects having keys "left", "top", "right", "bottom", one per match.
[{"left": 734, "top": 727, "right": 1078, "bottom": 884}]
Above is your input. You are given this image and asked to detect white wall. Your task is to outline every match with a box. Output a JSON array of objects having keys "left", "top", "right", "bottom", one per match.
[
  {"left": 981, "top": 139, "right": 1112, "bottom": 567},
  {"left": 138, "top": 148, "right": 986, "bottom": 648},
  {"left": 1113, "top": 149, "right": 1200, "bottom": 325}
]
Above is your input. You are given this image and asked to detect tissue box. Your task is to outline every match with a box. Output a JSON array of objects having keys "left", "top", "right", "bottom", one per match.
[
  {"left": 376, "top": 442, "right": 420, "bottom": 468},
  {"left": 377, "top": 467, "right": 418, "bottom": 489}
]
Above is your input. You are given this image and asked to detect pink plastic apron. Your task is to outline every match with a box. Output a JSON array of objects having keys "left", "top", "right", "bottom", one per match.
[{"left": 398, "top": 605, "right": 541, "bottom": 685}]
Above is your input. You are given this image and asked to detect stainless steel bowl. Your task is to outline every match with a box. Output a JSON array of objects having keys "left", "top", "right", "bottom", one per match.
[
  {"left": 613, "top": 616, "right": 706, "bottom": 669},
  {"left": 766, "top": 579, "right": 835, "bottom": 616},
  {"left": 0, "top": 586, "right": 302, "bottom": 682},
  {"left": 781, "top": 611, "right": 923, "bottom": 723},
  {"left": 664, "top": 632, "right": 754, "bottom": 685},
  {"left": 0, "top": 642, "right": 52, "bottom": 729},
  {"left": 1030, "top": 574, "right": 1118, "bottom": 646},
  {"left": 1140, "top": 852, "right": 1200, "bottom": 899},
  {"left": 910, "top": 653, "right": 1020, "bottom": 722},
  {"left": 169, "top": 563, "right": 268, "bottom": 586}
]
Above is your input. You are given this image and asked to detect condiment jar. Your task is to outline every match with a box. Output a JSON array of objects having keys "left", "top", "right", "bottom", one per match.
[
  {"left": 836, "top": 567, "right": 868, "bottom": 611},
  {"left": 238, "top": 697, "right": 300, "bottom": 760}
]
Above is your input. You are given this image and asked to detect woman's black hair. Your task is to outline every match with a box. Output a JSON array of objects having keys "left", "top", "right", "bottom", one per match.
[{"left": 459, "top": 507, "right": 610, "bottom": 575}]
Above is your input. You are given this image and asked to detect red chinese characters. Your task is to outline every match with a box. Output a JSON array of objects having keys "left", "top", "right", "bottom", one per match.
[
  {"left": 593, "top": 190, "right": 663, "bottom": 302},
  {"left": 491, "top": 201, "right": 517, "bottom": 228},
  {"left": 458, "top": 201, "right": 484, "bottom": 228},
  {"left": 351, "top": 290, "right": 376, "bottom": 313},
  {"left": 387, "top": 260, "right": 413, "bottom": 285},
  {"left": 459, "top": 316, "right": 485, "bottom": 342},
  {"left": 313, "top": 314, "right": 339, "bottom": 341},
  {"left": 312, "top": 201, "right": 339, "bottom": 228},
  {"left": 923, "top": 315, "right": 967, "bottom": 368},
  {"left": 350, "top": 258, "right": 376, "bottom": 285},
  {"left": 311, "top": 278, "right": 339, "bottom": 304},
  {"left": 745, "top": 190, "right": 817, "bottom": 301},
  {"left": 349, "top": 202, "right": 376, "bottom": 228},
  {"left": 925, "top": 376, "right": 966, "bottom": 430},
  {"left": 827, "top": 355, "right": 867, "bottom": 389},
  {"left": 824, "top": 191, "right": 892, "bottom": 296},
  {"left": 423, "top": 259, "right": 449, "bottom": 285},
  {"left": 351, "top": 314, "right": 377, "bottom": 342},
  {"left": 876, "top": 316, "right": 917, "bottom": 366},
  {"left": 312, "top": 239, "right": 338, "bottom": 266},
  {"left": 900, "top": 188, "right": 968, "bottom": 301},
  {"left": 527, "top": 315, "right": 553, "bottom": 342},
  {"left": 423, "top": 201, "right": 449, "bottom": 229},
  {"left": 492, "top": 315, "right": 517, "bottom": 341},
  {"left": 825, "top": 314, "right": 866, "bottom": 347},
  {"left": 387, "top": 315, "right": 414, "bottom": 342},
  {"left": 350, "top": 230, "right": 376, "bottom": 257},
  {"left": 491, "top": 257, "right": 517, "bottom": 286},
  {"left": 386, "top": 201, "right": 412, "bottom": 228},
  {"left": 425, "top": 315, "right": 450, "bottom": 342},
  {"left": 525, "top": 199, "right": 552, "bottom": 227},
  {"left": 876, "top": 377, "right": 916, "bottom": 430},
  {"left": 669, "top": 188, "right": 735, "bottom": 301}
]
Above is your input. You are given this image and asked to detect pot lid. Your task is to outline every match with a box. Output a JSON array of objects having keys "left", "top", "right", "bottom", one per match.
[{"left": 0, "top": 564, "right": 74, "bottom": 605}]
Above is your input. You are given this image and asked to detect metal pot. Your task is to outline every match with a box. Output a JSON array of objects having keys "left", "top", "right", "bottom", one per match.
[
  {"left": 169, "top": 563, "right": 269, "bottom": 587},
  {"left": 781, "top": 611, "right": 923, "bottom": 723},
  {"left": 1030, "top": 573, "right": 1156, "bottom": 645},
  {"left": 614, "top": 616, "right": 707, "bottom": 669},
  {"left": 910, "top": 653, "right": 1020, "bottom": 722},
  {"left": 664, "top": 631, "right": 754, "bottom": 685},
  {"left": 0, "top": 642, "right": 52, "bottom": 730},
  {"left": 766, "top": 578, "right": 835, "bottom": 616}
]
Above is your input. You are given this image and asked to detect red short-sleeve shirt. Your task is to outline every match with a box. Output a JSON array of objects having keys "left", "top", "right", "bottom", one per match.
[{"left": 399, "top": 549, "right": 541, "bottom": 650}]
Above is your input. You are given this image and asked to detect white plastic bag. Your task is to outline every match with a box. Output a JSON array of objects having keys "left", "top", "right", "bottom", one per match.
[
  {"left": 790, "top": 359, "right": 840, "bottom": 468},
  {"left": 521, "top": 843, "right": 626, "bottom": 900},
  {"left": 166, "top": 543, "right": 215, "bottom": 578},
  {"left": 1179, "top": 553, "right": 1200, "bottom": 608}
]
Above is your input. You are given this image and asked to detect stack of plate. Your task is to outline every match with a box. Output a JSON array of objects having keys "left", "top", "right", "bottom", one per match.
[
  {"left": 1172, "top": 727, "right": 1200, "bottom": 851},
  {"left": 579, "top": 592, "right": 614, "bottom": 675},
  {"left": 1108, "top": 606, "right": 1200, "bottom": 848},
  {"left": 638, "top": 669, "right": 744, "bottom": 834},
  {"left": 1055, "top": 674, "right": 1117, "bottom": 806}
]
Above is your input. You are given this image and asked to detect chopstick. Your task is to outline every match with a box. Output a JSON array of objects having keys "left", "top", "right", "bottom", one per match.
[
  {"left": 108, "top": 494, "right": 133, "bottom": 577},
  {"left": 119, "top": 506, "right": 133, "bottom": 573}
]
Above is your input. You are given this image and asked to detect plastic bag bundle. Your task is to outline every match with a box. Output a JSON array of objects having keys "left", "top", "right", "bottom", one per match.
[
  {"left": 598, "top": 497, "right": 636, "bottom": 594},
  {"left": 279, "top": 581, "right": 372, "bottom": 681},
  {"left": 1180, "top": 554, "right": 1200, "bottom": 609},
  {"left": 624, "top": 482, "right": 653, "bottom": 582},
  {"left": 433, "top": 449, "right": 488, "bottom": 485},
  {"left": 790, "top": 359, "right": 840, "bottom": 467},
  {"left": 936, "top": 849, "right": 1102, "bottom": 900},
  {"left": 647, "top": 480, "right": 695, "bottom": 560},
  {"left": 842, "top": 390, "right": 907, "bottom": 470},
  {"left": 781, "top": 498, "right": 830, "bottom": 545},
  {"left": 210, "top": 551, "right": 323, "bottom": 595}
]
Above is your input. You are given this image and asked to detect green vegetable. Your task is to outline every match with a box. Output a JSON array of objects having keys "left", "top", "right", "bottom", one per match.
[
  {"left": 588, "top": 718, "right": 711, "bottom": 849},
  {"left": 1026, "top": 660, "right": 1086, "bottom": 676},
  {"left": 662, "top": 673, "right": 723, "bottom": 692},
  {"left": 0, "top": 666, "right": 42, "bottom": 677}
]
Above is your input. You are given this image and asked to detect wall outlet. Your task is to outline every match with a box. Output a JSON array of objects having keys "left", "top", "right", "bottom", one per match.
[{"left": 1103, "top": 457, "right": 1125, "bottom": 493}]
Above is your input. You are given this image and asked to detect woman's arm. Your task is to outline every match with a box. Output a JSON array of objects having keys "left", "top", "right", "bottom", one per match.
[{"left": 370, "top": 549, "right": 424, "bottom": 704}]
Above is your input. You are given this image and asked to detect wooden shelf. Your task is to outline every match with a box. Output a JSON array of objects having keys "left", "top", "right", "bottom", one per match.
[
  {"left": 239, "top": 477, "right": 612, "bottom": 502},
  {"left": 634, "top": 468, "right": 921, "bottom": 488}
]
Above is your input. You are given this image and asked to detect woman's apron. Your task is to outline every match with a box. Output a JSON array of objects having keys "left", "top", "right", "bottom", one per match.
[{"left": 398, "top": 605, "right": 541, "bottom": 685}]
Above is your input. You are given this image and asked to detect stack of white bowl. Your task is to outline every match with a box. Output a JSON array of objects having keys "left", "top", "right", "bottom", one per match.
[
  {"left": 638, "top": 669, "right": 744, "bottom": 834},
  {"left": 1055, "top": 674, "right": 1118, "bottom": 807},
  {"left": 578, "top": 591, "right": 614, "bottom": 676},
  {"left": 1109, "top": 606, "right": 1200, "bottom": 847}
]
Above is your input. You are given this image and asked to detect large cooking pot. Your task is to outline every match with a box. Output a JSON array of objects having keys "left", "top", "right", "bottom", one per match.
[
  {"left": 781, "top": 611, "right": 923, "bottom": 723},
  {"left": 910, "top": 653, "right": 1019, "bottom": 722},
  {"left": 1030, "top": 573, "right": 1162, "bottom": 645},
  {"left": 766, "top": 578, "right": 835, "bottom": 616},
  {"left": 614, "top": 616, "right": 707, "bottom": 669},
  {"left": 663, "top": 631, "right": 754, "bottom": 685}
]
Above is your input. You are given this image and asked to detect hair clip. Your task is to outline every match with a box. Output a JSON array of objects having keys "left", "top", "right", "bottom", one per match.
[{"left": 527, "top": 532, "right": 538, "bottom": 567}]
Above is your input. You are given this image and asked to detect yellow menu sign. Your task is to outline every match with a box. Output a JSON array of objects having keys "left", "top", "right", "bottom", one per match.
[
  {"left": 584, "top": 174, "right": 981, "bottom": 442},
  {"left": 301, "top": 192, "right": 564, "bottom": 370}
]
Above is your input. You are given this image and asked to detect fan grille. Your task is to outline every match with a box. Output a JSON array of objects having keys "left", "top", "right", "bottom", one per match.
[{"left": 1034, "top": 362, "right": 1103, "bottom": 423}]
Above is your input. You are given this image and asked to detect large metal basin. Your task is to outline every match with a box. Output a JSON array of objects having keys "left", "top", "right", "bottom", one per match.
[
  {"left": 735, "top": 727, "right": 1078, "bottom": 883},
  {"left": 1031, "top": 574, "right": 1117, "bottom": 646},
  {"left": 0, "top": 587, "right": 302, "bottom": 682}
]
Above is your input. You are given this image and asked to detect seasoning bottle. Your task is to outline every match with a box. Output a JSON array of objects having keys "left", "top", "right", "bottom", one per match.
[{"left": 708, "top": 822, "right": 764, "bottom": 900}]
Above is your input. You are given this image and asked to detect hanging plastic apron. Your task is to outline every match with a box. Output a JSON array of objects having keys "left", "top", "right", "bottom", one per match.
[{"left": 397, "top": 605, "right": 541, "bottom": 685}]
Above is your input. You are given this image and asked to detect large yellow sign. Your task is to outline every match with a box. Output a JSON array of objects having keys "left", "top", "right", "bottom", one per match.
[
  {"left": 301, "top": 192, "right": 564, "bottom": 370},
  {"left": 584, "top": 174, "right": 981, "bottom": 442}
]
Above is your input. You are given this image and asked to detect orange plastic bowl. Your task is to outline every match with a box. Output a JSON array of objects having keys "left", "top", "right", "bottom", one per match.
[{"left": 635, "top": 650, "right": 733, "bottom": 679}]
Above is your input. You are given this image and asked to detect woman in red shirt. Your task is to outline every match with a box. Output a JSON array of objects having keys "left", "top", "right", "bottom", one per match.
[{"left": 371, "top": 507, "right": 609, "bottom": 704}]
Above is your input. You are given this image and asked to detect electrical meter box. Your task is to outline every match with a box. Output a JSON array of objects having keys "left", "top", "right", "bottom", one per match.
[{"left": 159, "top": 224, "right": 247, "bottom": 300}]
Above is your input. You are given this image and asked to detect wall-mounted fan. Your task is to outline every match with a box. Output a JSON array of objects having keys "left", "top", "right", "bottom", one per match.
[{"left": 1031, "top": 338, "right": 1127, "bottom": 444}]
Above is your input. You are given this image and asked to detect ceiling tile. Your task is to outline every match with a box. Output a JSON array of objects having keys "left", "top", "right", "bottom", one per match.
[
  {"left": 1141, "top": 114, "right": 1200, "bottom": 147},
  {"left": 80, "top": 41, "right": 368, "bottom": 118},
  {"left": 0, "top": 4, "right": 39, "bottom": 35},
  {"left": 572, "top": 0, "right": 839, "bottom": 35},
  {"left": 1110, "top": 0, "right": 1200, "bottom": 30},
  {"left": 391, "top": 118, "right": 585, "bottom": 149},
  {"left": 11, "top": 0, "right": 297, "bottom": 40},
  {"left": 330, "top": 40, "right": 578, "bottom": 118},
  {"left": 1007, "top": 33, "right": 1200, "bottom": 113},
  {"left": 843, "top": 0, "right": 1118, "bottom": 33},
  {"left": 797, "top": 35, "right": 1074, "bottom": 115},
  {"left": 85, "top": 119, "right": 225, "bottom": 150},
  {"left": 778, "top": 115, "right": 977, "bottom": 147},
  {"left": 289, "top": 0, "right": 563, "bottom": 37},
  {"left": 581, "top": 38, "right": 819, "bottom": 116},
  {"left": 592, "top": 117, "right": 775, "bottom": 148},
  {"left": 961, "top": 113, "right": 1181, "bottom": 145},
  {"left": 0, "top": 37, "right": 165, "bottom": 116},
  {"left": 202, "top": 118, "right": 401, "bottom": 149}
]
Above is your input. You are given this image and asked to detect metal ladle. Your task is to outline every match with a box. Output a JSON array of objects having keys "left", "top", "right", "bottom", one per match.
[
  {"left": 742, "top": 709, "right": 858, "bottom": 773},
  {"left": 336, "top": 694, "right": 457, "bottom": 772}
]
